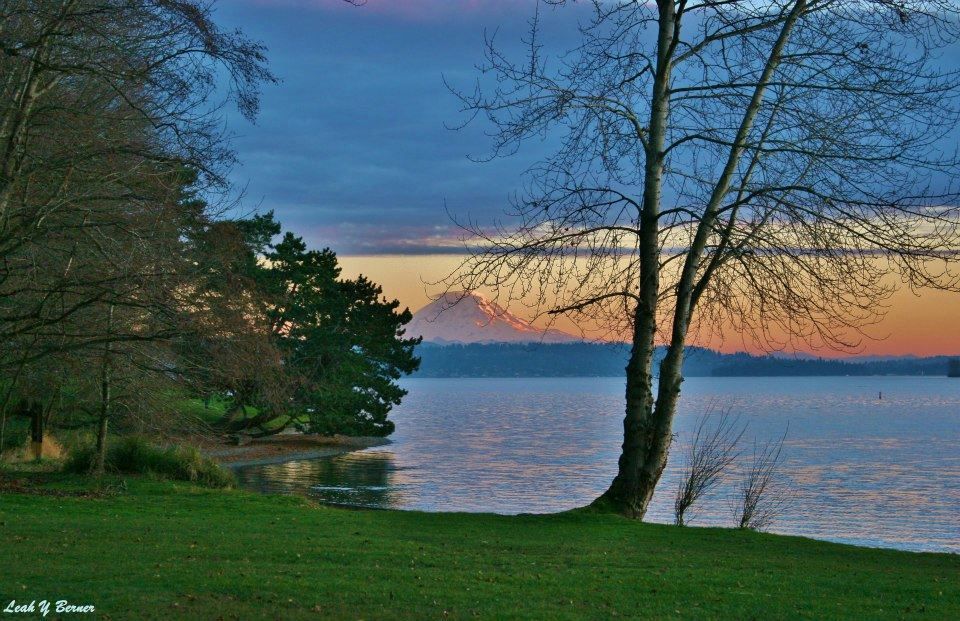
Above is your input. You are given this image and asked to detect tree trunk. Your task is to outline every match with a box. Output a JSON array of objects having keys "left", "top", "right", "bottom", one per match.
[
  {"left": 591, "top": 313, "right": 658, "bottom": 517},
  {"left": 29, "top": 401, "right": 44, "bottom": 461},
  {"left": 593, "top": 340, "right": 688, "bottom": 518},
  {"left": 591, "top": 0, "right": 807, "bottom": 519},
  {"left": 225, "top": 409, "right": 283, "bottom": 435},
  {"left": 591, "top": 0, "right": 675, "bottom": 519},
  {"left": 215, "top": 402, "right": 248, "bottom": 427},
  {"left": 94, "top": 409, "right": 109, "bottom": 475},
  {"left": 94, "top": 305, "right": 114, "bottom": 475},
  {"left": 0, "top": 394, "right": 10, "bottom": 458},
  {"left": 0, "top": 349, "right": 30, "bottom": 456},
  {"left": 0, "top": 5, "right": 64, "bottom": 222}
]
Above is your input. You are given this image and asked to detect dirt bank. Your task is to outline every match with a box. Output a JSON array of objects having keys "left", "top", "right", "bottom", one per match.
[{"left": 201, "top": 433, "right": 391, "bottom": 468}]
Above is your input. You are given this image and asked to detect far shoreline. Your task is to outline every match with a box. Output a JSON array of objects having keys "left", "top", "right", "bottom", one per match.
[{"left": 201, "top": 434, "right": 390, "bottom": 469}]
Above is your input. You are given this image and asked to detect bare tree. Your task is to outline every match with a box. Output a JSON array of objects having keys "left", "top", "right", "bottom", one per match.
[
  {"left": 447, "top": 0, "right": 960, "bottom": 517},
  {"left": 673, "top": 407, "right": 743, "bottom": 526},
  {"left": 0, "top": 0, "right": 282, "bottom": 468},
  {"left": 0, "top": 0, "right": 275, "bottom": 368},
  {"left": 735, "top": 429, "right": 789, "bottom": 530}
]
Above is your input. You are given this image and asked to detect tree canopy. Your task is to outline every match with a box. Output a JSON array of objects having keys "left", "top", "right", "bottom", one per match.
[
  {"left": 212, "top": 214, "right": 421, "bottom": 437},
  {"left": 0, "top": 1, "right": 418, "bottom": 466},
  {"left": 449, "top": 0, "right": 960, "bottom": 517}
]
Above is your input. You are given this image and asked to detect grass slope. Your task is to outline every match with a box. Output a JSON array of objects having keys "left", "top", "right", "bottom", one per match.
[{"left": 0, "top": 477, "right": 957, "bottom": 620}]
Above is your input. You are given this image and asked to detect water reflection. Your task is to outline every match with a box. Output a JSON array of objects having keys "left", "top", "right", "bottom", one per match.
[
  {"left": 234, "top": 450, "right": 411, "bottom": 508},
  {"left": 233, "top": 376, "right": 960, "bottom": 553}
]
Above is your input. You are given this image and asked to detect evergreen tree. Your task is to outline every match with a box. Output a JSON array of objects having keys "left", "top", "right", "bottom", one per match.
[{"left": 225, "top": 214, "right": 420, "bottom": 436}]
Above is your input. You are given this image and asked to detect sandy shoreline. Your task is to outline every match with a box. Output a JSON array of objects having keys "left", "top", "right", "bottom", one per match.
[{"left": 200, "top": 434, "right": 391, "bottom": 469}]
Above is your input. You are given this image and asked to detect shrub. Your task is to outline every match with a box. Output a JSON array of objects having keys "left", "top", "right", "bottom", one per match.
[
  {"left": 0, "top": 418, "right": 29, "bottom": 454},
  {"left": 674, "top": 408, "right": 743, "bottom": 527},
  {"left": 62, "top": 445, "right": 97, "bottom": 473},
  {"left": 64, "top": 436, "right": 235, "bottom": 489},
  {"left": 734, "top": 429, "right": 790, "bottom": 531}
]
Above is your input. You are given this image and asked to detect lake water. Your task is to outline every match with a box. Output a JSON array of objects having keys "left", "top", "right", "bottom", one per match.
[{"left": 234, "top": 376, "right": 960, "bottom": 553}]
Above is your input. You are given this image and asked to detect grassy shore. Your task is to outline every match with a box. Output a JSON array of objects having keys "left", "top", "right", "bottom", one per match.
[{"left": 1, "top": 475, "right": 957, "bottom": 620}]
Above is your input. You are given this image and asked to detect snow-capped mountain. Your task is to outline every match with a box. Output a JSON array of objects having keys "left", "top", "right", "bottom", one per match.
[{"left": 407, "top": 292, "right": 579, "bottom": 344}]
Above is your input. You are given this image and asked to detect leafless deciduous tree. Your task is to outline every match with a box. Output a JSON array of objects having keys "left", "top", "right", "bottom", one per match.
[
  {"left": 447, "top": 0, "right": 960, "bottom": 517},
  {"left": 0, "top": 0, "right": 275, "bottom": 368},
  {"left": 673, "top": 407, "right": 743, "bottom": 526},
  {"left": 0, "top": 0, "right": 277, "bottom": 463},
  {"left": 735, "top": 429, "right": 789, "bottom": 530}
]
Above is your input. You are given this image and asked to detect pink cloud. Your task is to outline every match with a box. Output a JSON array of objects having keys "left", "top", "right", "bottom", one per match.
[{"left": 245, "top": 0, "right": 539, "bottom": 21}]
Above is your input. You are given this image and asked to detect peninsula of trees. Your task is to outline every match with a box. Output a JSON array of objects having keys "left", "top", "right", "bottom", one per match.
[{"left": 0, "top": 0, "right": 419, "bottom": 468}]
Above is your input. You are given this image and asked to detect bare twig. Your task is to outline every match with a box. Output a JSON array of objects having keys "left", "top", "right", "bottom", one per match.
[
  {"left": 735, "top": 427, "right": 790, "bottom": 531},
  {"left": 674, "top": 406, "right": 744, "bottom": 526}
]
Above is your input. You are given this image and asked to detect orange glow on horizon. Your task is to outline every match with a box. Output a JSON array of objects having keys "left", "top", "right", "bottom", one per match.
[{"left": 338, "top": 254, "right": 960, "bottom": 358}]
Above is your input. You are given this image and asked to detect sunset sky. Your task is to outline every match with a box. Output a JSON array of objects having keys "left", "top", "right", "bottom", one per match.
[{"left": 218, "top": 0, "right": 960, "bottom": 357}]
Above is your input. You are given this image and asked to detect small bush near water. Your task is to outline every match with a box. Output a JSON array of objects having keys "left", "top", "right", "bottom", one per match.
[
  {"left": 64, "top": 436, "right": 234, "bottom": 489},
  {"left": 0, "top": 417, "right": 29, "bottom": 454}
]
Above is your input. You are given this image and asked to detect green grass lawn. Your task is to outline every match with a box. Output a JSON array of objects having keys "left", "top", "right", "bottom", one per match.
[
  {"left": 0, "top": 476, "right": 957, "bottom": 620},
  {"left": 177, "top": 396, "right": 306, "bottom": 433}
]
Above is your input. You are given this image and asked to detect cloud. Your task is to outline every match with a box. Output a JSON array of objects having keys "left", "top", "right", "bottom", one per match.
[
  {"left": 244, "top": 0, "right": 539, "bottom": 22},
  {"left": 295, "top": 223, "right": 473, "bottom": 255},
  {"left": 218, "top": 0, "right": 559, "bottom": 255}
]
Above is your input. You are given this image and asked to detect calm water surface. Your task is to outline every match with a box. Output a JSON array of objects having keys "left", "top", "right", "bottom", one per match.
[{"left": 234, "top": 377, "right": 960, "bottom": 553}]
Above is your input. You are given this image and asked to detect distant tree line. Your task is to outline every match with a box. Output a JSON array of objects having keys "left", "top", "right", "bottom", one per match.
[
  {"left": 711, "top": 356, "right": 952, "bottom": 377},
  {"left": 0, "top": 0, "right": 417, "bottom": 469},
  {"left": 415, "top": 343, "right": 953, "bottom": 378}
]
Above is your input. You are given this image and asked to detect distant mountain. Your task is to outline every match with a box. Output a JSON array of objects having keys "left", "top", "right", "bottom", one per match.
[
  {"left": 405, "top": 293, "right": 960, "bottom": 375},
  {"left": 407, "top": 292, "right": 579, "bottom": 344}
]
